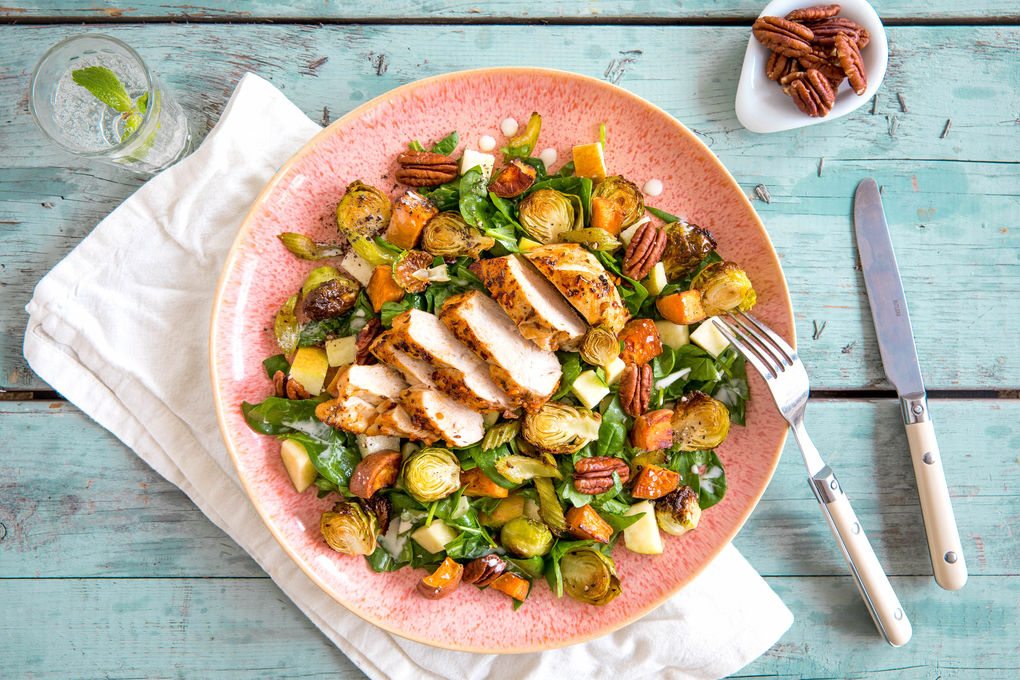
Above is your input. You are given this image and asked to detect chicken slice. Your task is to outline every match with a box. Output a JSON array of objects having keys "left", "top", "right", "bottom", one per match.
[
  {"left": 471, "top": 254, "right": 588, "bottom": 351},
  {"left": 368, "top": 398, "right": 439, "bottom": 443},
  {"left": 327, "top": 363, "right": 408, "bottom": 403},
  {"left": 388, "top": 308, "right": 513, "bottom": 411},
  {"left": 315, "top": 395, "right": 377, "bottom": 434},
  {"left": 525, "top": 243, "right": 631, "bottom": 333},
  {"left": 439, "top": 290, "right": 561, "bottom": 412},
  {"left": 370, "top": 331, "right": 436, "bottom": 387},
  {"left": 400, "top": 386, "right": 485, "bottom": 448}
]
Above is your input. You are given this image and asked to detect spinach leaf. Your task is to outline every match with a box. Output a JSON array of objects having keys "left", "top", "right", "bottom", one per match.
[
  {"left": 667, "top": 449, "right": 727, "bottom": 509},
  {"left": 281, "top": 430, "right": 360, "bottom": 491},
  {"left": 380, "top": 293, "right": 427, "bottom": 326},
  {"left": 673, "top": 343, "right": 723, "bottom": 382},
  {"left": 708, "top": 348, "right": 749, "bottom": 426},
  {"left": 518, "top": 157, "right": 548, "bottom": 181},
  {"left": 597, "top": 508, "right": 642, "bottom": 533},
  {"left": 365, "top": 545, "right": 401, "bottom": 572},
  {"left": 555, "top": 160, "right": 576, "bottom": 178},
  {"left": 422, "top": 181, "right": 460, "bottom": 211},
  {"left": 408, "top": 140, "right": 425, "bottom": 152},
  {"left": 262, "top": 354, "right": 289, "bottom": 379},
  {"left": 596, "top": 396, "right": 628, "bottom": 457},
  {"left": 646, "top": 205, "right": 680, "bottom": 223},
  {"left": 459, "top": 166, "right": 492, "bottom": 229},
  {"left": 466, "top": 443, "right": 518, "bottom": 489},
  {"left": 241, "top": 397, "right": 322, "bottom": 435},
  {"left": 553, "top": 353, "right": 583, "bottom": 400},
  {"left": 431, "top": 131, "right": 459, "bottom": 156},
  {"left": 507, "top": 556, "right": 545, "bottom": 579}
]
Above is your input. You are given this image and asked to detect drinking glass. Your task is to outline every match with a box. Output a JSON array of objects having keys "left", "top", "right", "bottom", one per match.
[{"left": 30, "top": 34, "right": 192, "bottom": 174}]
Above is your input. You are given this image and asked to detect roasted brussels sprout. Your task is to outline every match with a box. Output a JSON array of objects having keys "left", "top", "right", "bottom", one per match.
[
  {"left": 320, "top": 500, "right": 380, "bottom": 556},
  {"left": 560, "top": 227, "right": 621, "bottom": 252},
  {"left": 661, "top": 221, "right": 717, "bottom": 278},
  {"left": 503, "top": 112, "right": 542, "bottom": 159},
  {"left": 277, "top": 232, "right": 345, "bottom": 260},
  {"left": 518, "top": 189, "right": 581, "bottom": 244},
  {"left": 336, "top": 180, "right": 394, "bottom": 266},
  {"left": 521, "top": 402, "right": 602, "bottom": 455},
  {"left": 500, "top": 516, "right": 554, "bottom": 558},
  {"left": 672, "top": 390, "right": 731, "bottom": 450},
  {"left": 421, "top": 211, "right": 495, "bottom": 259},
  {"left": 494, "top": 453, "right": 562, "bottom": 484},
  {"left": 301, "top": 266, "right": 342, "bottom": 296},
  {"left": 303, "top": 274, "right": 360, "bottom": 321},
  {"left": 579, "top": 325, "right": 620, "bottom": 367},
  {"left": 592, "top": 176, "right": 644, "bottom": 228},
  {"left": 391, "top": 249, "right": 435, "bottom": 293},
  {"left": 274, "top": 292, "right": 299, "bottom": 355},
  {"left": 655, "top": 485, "right": 702, "bottom": 536},
  {"left": 400, "top": 447, "right": 462, "bottom": 503},
  {"left": 560, "top": 545, "right": 621, "bottom": 605},
  {"left": 692, "top": 261, "right": 756, "bottom": 316}
]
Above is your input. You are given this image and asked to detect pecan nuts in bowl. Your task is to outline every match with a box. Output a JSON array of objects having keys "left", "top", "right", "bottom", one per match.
[{"left": 735, "top": 0, "right": 888, "bottom": 133}]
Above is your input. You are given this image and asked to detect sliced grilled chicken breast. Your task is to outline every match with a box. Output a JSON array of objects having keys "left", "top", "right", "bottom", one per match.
[
  {"left": 368, "top": 399, "right": 439, "bottom": 443},
  {"left": 388, "top": 308, "right": 513, "bottom": 411},
  {"left": 525, "top": 243, "right": 631, "bottom": 333},
  {"left": 400, "top": 386, "right": 485, "bottom": 447},
  {"left": 439, "top": 290, "right": 561, "bottom": 412},
  {"left": 470, "top": 254, "right": 588, "bottom": 351},
  {"left": 315, "top": 395, "right": 377, "bottom": 434},
  {"left": 327, "top": 363, "right": 408, "bottom": 402},
  {"left": 370, "top": 331, "right": 436, "bottom": 387}
]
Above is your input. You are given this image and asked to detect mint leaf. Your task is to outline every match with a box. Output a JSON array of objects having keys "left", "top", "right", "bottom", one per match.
[
  {"left": 71, "top": 66, "right": 133, "bottom": 113},
  {"left": 122, "top": 112, "right": 142, "bottom": 140},
  {"left": 136, "top": 92, "right": 148, "bottom": 114}
]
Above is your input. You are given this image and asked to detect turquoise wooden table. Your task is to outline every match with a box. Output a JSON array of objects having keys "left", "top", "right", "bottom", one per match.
[{"left": 1, "top": 2, "right": 1018, "bottom": 677}]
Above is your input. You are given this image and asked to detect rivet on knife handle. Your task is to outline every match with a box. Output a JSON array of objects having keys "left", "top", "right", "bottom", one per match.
[{"left": 902, "top": 396, "right": 968, "bottom": 591}]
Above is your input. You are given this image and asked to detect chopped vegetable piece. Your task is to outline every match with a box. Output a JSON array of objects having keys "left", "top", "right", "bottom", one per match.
[
  {"left": 502, "top": 112, "right": 542, "bottom": 160},
  {"left": 335, "top": 180, "right": 394, "bottom": 266},
  {"left": 689, "top": 319, "right": 731, "bottom": 357},
  {"left": 618, "top": 318, "right": 664, "bottom": 365},
  {"left": 565, "top": 504, "right": 613, "bottom": 543},
  {"left": 561, "top": 546, "right": 621, "bottom": 605},
  {"left": 534, "top": 477, "right": 567, "bottom": 536},
  {"left": 417, "top": 556, "right": 464, "bottom": 599},
  {"left": 402, "top": 447, "right": 462, "bottom": 503},
  {"left": 572, "top": 142, "right": 607, "bottom": 180},
  {"left": 501, "top": 516, "right": 553, "bottom": 558},
  {"left": 522, "top": 401, "right": 601, "bottom": 454},
  {"left": 623, "top": 500, "right": 663, "bottom": 554},
  {"left": 494, "top": 454, "right": 563, "bottom": 484},
  {"left": 661, "top": 221, "right": 717, "bottom": 278},
  {"left": 630, "top": 464, "right": 681, "bottom": 499},
  {"left": 657, "top": 290, "right": 707, "bottom": 325},
  {"left": 321, "top": 500, "right": 380, "bottom": 556},
  {"left": 461, "top": 467, "right": 510, "bottom": 498},
  {"left": 590, "top": 196, "right": 626, "bottom": 236},
  {"left": 692, "top": 261, "right": 756, "bottom": 316},
  {"left": 489, "top": 572, "right": 530, "bottom": 601},
  {"left": 489, "top": 159, "right": 537, "bottom": 198},
  {"left": 410, "top": 519, "right": 459, "bottom": 553},
  {"left": 386, "top": 190, "right": 438, "bottom": 250},
  {"left": 592, "top": 176, "right": 644, "bottom": 228},
  {"left": 367, "top": 265, "right": 406, "bottom": 313},
  {"left": 631, "top": 409, "right": 674, "bottom": 451},
  {"left": 479, "top": 494, "right": 526, "bottom": 527}
]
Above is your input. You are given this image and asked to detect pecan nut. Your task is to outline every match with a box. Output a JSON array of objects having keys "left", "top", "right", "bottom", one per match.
[
  {"left": 573, "top": 456, "right": 631, "bottom": 495},
  {"left": 796, "top": 45, "right": 847, "bottom": 83},
  {"left": 785, "top": 4, "right": 842, "bottom": 22},
  {"left": 396, "top": 151, "right": 459, "bottom": 187},
  {"left": 273, "top": 370, "right": 310, "bottom": 400},
  {"left": 834, "top": 33, "right": 867, "bottom": 95},
  {"left": 752, "top": 16, "right": 814, "bottom": 57},
  {"left": 462, "top": 553, "right": 508, "bottom": 587},
  {"left": 783, "top": 69, "right": 836, "bottom": 118},
  {"left": 765, "top": 51, "right": 800, "bottom": 81},
  {"left": 620, "top": 362, "right": 653, "bottom": 418},
  {"left": 809, "top": 16, "right": 869, "bottom": 48},
  {"left": 622, "top": 221, "right": 667, "bottom": 280},
  {"left": 355, "top": 318, "right": 382, "bottom": 365}
]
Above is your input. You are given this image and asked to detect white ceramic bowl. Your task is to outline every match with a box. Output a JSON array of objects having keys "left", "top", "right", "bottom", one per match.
[{"left": 735, "top": 0, "right": 888, "bottom": 133}]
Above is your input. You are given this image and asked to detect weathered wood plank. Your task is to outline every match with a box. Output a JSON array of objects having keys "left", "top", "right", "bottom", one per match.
[
  {"left": 2, "top": 575, "right": 1014, "bottom": 679},
  {"left": 2, "top": 399, "right": 1016, "bottom": 579},
  {"left": 2, "top": 24, "right": 1018, "bottom": 391},
  {"left": 1, "top": 0, "right": 1018, "bottom": 21}
]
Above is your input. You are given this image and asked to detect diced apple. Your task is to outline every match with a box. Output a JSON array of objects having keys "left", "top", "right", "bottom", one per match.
[
  {"left": 325, "top": 335, "right": 357, "bottom": 367},
  {"left": 604, "top": 357, "right": 627, "bottom": 386},
  {"left": 341, "top": 250, "right": 374, "bottom": 287},
  {"left": 690, "top": 320, "right": 730, "bottom": 357},
  {"left": 288, "top": 347, "right": 329, "bottom": 396},
  {"left": 356, "top": 434, "right": 401, "bottom": 458},
  {"left": 517, "top": 237, "right": 542, "bottom": 252},
  {"left": 280, "top": 439, "right": 317, "bottom": 493},
  {"left": 571, "top": 369, "right": 610, "bottom": 409},
  {"left": 572, "top": 142, "right": 607, "bottom": 180},
  {"left": 643, "top": 262, "right": 668, "bottom": 295},
  {"left": 459, "top": 149, "right": 495, "bottom": 180},
  {"left": 624, "top": 500, "right": 664, "bottom": 554},
  {"left": 654, "top": 320, "right": 690, "bottom": 350},
  {"left": 410, "top": 520, "right": 459, "bottom": 554}
]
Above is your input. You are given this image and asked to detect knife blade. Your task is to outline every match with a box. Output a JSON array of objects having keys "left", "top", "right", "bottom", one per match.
[{"left": 853, "top": 178, "right": 967, "bottom": 591}]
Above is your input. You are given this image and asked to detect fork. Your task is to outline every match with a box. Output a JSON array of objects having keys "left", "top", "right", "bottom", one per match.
[{"left": 711, "top": 312, "right": 912, "bottom": 648}]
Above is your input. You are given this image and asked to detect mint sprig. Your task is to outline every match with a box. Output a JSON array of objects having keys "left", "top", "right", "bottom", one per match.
[{"left": 71, "top": 66, "right": 147, "bottom": 142}]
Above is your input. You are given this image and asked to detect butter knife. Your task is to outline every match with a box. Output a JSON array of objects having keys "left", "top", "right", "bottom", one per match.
[{"left": 853, "top": 178, "right": 968, "bottom": 591}]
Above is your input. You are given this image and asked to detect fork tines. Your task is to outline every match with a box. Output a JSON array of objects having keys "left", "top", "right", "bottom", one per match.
[{"left": 711, "top": 312, "right": 796, "bottom": 379}]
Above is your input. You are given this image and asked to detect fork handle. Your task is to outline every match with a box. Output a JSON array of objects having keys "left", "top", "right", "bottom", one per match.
[{"left": 810, "top": 467, "right": 912, "bottom": 647}]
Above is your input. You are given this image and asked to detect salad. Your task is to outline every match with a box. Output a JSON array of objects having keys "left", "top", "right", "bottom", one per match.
[{"left": 242, "top": 113, "right": 756, "bottom": 608}]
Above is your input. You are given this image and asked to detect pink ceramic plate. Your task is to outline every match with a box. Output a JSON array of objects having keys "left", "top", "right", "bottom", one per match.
[{"left": 210, "top": 68, "right": 794, "bottom": 653}]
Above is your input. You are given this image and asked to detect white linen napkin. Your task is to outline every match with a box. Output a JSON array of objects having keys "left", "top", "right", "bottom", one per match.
[{"left": 23, "top": 72, "right": 793, "bottom": 680}]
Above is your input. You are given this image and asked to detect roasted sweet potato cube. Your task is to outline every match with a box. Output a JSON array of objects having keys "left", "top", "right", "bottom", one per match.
[
  {"left": 461, "top": 467, "right": 509, "bottom": 498},
  {"left": 656, "top": 289, "right": 706, "bottom": 325},
  {"left": 618, "top": 318, "right": 663, "bottom": 365},
  {"left": 630, "top": 464, "right": 681, "bottom": 499},
  {"left": 367, "top": 265, "right": 405, "bottom": 313},
  {"left": 386, "top": 190, "right": 438, "bottom": 250},
  {"left": 489, "top": 572, "right": 530, "bottom": 602},
  {"left": 591, "top": 196, "right": 625, "bottom": 236},
  {"left": 632, "top": 409, "right": 674, "bottom": 451},
  {"left": 565, "top": 504, "right": 613, "bottom": 543},
  {"left": 417, "top": 556, "right": 463, "bottom": 600}
]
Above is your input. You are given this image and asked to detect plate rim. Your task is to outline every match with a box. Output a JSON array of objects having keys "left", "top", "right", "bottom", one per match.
[{"left": 209, "top": 66, "right": 793, "bottom": 653}]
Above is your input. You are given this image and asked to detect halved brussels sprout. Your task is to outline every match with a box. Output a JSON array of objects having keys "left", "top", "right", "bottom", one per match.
[
  {"left": 661, "top": 221, "right": 717, "bottom": 279},
  {"left": 655, "top": 485, "right": 702, "bottom": 536},
  {"left": 692, "top": 261, "right": 756, "bottom": 316},
  {"left": 560, "top": 227, "right": 621, "bottom": 252},
  {"left": 303, "top": 274, "right": 361, "bottom": 321},
  {"left": 672, "top": 390, "right": 730, "bottom": 450},
  {"left": 302, "top": 266, "right": 342, "bottom": 296},
  {"left": 274, "top": 293, "right": 299, "bottom": 355},
  {"left": 336, "top": 180, "right": 394, "bottom": 266},
  {"left": 592, "top": 176, "right": 644, "bottom": 228},
  {"left": 560, "top": 546, "right": 621, "bottom": 605},
  {"left": 392, "top": 250, "right": 435, "bottom": 293},
  {"left": 494, "top": 453, "right": 562, "bottom": 484},
  {"left": 518, "top": 189, "right": 581, "bottom": 244},
  {"left": 401, "top": 447, "right": 462, "bottom": 503},
  {"left": 522, "top": 402, "right": 602, "bottom": 455},
  {"left": 500, "top": 516, "right": 553, "bottom": 558},
  {"left": 278, "top": 232, "right": 345, "bottom": 260},
  {"left": 320, "top": 500, "right": 380, "bottom": 556},
  {"left": 421, "top": 211, "right": 495, "bottom": 259},
  {"left": 579, "top": 325, "right": 620, "bottom": 367}
]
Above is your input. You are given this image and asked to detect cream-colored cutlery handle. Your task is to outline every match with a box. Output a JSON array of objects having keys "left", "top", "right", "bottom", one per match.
[
  {"left": 905, "top": 419, "right": 968, "bottom": 591},
  {"left": 813, "top": 470, "right": 912, "bottom": 647}
]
